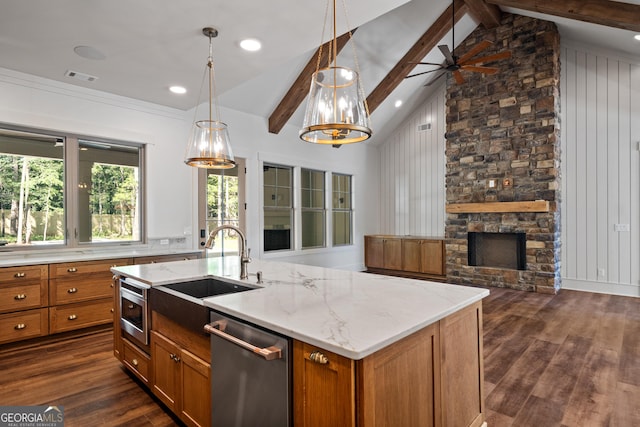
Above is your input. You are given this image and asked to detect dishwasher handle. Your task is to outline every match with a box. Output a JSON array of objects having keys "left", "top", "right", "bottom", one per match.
[{"left": 204, "top": 321, "right": 283, "bottom": 361}]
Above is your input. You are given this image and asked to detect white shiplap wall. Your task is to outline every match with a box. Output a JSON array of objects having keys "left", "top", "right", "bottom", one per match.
[
  {"left": 378, "top": 84, "right": 446, "bottom": 236},
  {"left": 561, "top": 44, "right": 640, "bottom": 297}
]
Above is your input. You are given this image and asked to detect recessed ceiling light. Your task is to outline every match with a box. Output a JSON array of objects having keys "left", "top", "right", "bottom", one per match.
[
  {"left": 240, "top": 38, "right": 262, "bottom": 52},
  {"left": 394, "top": 100, "right": 403, "bottom": 108},
  {"left": 169, "top": 86, "right": 187, "bottom": 94},
  {"left": 635, "top": 34, "right": 640, "bottom": 41},
  {"left": 73, "top": 45, "right": 106, "bottom": 60}
]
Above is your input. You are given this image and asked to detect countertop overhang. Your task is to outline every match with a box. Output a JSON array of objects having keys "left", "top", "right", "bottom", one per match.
[{"left": 112, "top": 258, "right": 489, "bottom": 360}]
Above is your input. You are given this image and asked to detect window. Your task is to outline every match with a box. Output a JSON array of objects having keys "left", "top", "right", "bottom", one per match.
[
  {"left": 203, "top": 164, "right": 242, "bottom": 256},
  {"left": 332, "top": 173, "right": 352, "bottom": 246},
  {"left": 301, "top": 168, "right": 325, "bottom": 249},
  {"left": 0, "top": 125, "right": 144, "bottom": 249},
  {"left": 263, "top": 164, "right": 292, "bottom": 251}
]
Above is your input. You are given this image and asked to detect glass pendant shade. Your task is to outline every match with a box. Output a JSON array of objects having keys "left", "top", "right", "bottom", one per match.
[
  {"left": 300, "top": 66, "right": 371, "bottom": 144},
  {"left": 184, "top": 119, "right": 235, "bottom": 168},
  {"left": 184, "top": 27, "right": 236, "bottom": 169}
]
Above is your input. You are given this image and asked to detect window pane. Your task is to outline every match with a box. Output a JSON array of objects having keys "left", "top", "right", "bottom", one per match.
[
  {"left": 0, "top": 129, "right": 65, "bottom": 247},
  {"left": 206, "top": 168, "right": 240, "bottom": 257},
  {"left": 264, "top": 163, "right": 293, "bottom": 252},
  {"left": 302, "top": 211, "right": 324, "bottom": 248},
  {"left": 79, "top": 139, "right": 140, "bottom": 243},
  {"left": 333, "top": 211, "right": 352, "bottom": 246}
]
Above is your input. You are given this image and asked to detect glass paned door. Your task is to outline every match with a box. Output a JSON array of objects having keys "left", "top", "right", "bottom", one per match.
[{"left": 199, "top": 158, "right": 245, "bottom": 257}]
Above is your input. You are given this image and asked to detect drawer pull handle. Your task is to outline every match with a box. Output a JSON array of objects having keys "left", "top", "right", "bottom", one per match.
[
  {"left": 14, "top": 323, "right": 26, "bottom": 330},
  {"left": 67, "top": 267, "right": 78, "bottom": 273},
  {"left": 14, "top": 294, "right": 27, "bottom": 300},
  {"left": 67, "top": 288, "right": 78, "bottom": 294},
  {"left": 132, "top": 358, "right": 139, "bottom": 367},
  {"left": 68, "top": 314, "right": 77, "bottom": 320},
  {"left": 309, "top": 351, "right": 329, "bottom": 365},
  {"left": 14, "top": 272, "right": 26, "bottom": 278}
]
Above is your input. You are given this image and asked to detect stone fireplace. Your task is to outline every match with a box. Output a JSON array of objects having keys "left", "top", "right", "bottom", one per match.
[{"left": 444, "top": 14, "right": 561, "bottom": 293}]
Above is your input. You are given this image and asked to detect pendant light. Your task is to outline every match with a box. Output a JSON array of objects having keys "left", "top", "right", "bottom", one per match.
[
  {"left": 299, "top": 0, "right": 372, "bottom": 145},
  {"left": 184, "top": 27, "right": 236, "bottom": 169}
]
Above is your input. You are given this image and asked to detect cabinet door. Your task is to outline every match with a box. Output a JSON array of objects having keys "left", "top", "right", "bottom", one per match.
[
  {"left": 358, "top": 322, "right": 440, "bottom": 427},
  {"left": 181, "top": 349, "right": 211, "bottom": 427},
  {"left": 420, "top": 240, "right": 444, "bottom": 275},
  {"left": 440, "top": 302, "right": 484, "bottom": 427},
  {"left": 293, "top": 340, "right": 355, "bottom": 427},
  {"left": 364, "top": 236, "right": 384, "bottom": 269},
  {"left": 402, "top": 239, "right": 423, "bottom": 273},
  {"left": 383, "top": 238, "right": 402, "bottom": 271},
  {"left": 151, "top": 331, "right": 180, "bottom": 412}
]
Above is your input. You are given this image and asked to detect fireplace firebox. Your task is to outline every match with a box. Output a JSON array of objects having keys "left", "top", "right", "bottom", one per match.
[{"left": 468, "top": 232, "right": 526, "bottom": 271}]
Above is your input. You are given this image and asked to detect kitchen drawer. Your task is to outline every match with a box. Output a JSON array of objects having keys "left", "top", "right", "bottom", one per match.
[
  {"left": 49, "top": 298, "right": 113, "bottom": 334},
  {"left": 0, "top": 282, "right": 47, "bottom": 313},
  {"left": 134, "top": 253, "right": 200, "bottom": 265},
  {"left": 49, "top": 279, "right": 112, "bottom": 305},
  {"left": 0, "top": 265, "right": 48, "bottom": 284},
  {"left": 122, "top": 337, "right": 151, "bottom": 385},
  {"left": 0, "top": 308, "right": 48, "bottom": 344},
  {"left": 49, "top": 258, "right": 132, "bottom": 279}
]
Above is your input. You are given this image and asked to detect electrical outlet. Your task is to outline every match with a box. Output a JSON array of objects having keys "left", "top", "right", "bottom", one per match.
[
  {"left": 160, "top": 239, "right": 169, "bottom": 245},
  {"left": 597, "top": 268, "right": 606, "bottom": 277},
  {"left": 614, "top": 224, "right": 630, "bottom": 232}
]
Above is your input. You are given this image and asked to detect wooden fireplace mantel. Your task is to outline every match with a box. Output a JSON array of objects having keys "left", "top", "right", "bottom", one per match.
[{"left": 446, "top": 200, "right": 551, "bottom": 213}]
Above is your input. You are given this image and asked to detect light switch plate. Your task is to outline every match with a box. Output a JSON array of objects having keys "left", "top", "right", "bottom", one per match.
[{"left": 614, "top": 224, "right": 630, "bottom": 232}]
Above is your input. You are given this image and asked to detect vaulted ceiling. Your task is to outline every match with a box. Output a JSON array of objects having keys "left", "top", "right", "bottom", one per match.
[{"left": 0, "top": 0, "right": 639, "bottom": 145}]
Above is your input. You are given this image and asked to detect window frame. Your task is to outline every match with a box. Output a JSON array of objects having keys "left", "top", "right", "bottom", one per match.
[
  {"left": 332, "top": 172, "right": 353, "bottom": 247},
  {"left": 262, "top": 162, "right": 294, "bottom": 252},
  {"left": 0, "top": 122, "right": 146, "bottom": 250},
  {"left": 300, "top": 167, "right": 326, "bottom": 249}
]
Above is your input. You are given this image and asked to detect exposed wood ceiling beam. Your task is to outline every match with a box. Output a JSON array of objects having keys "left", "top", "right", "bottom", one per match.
[
  {"left": 268, "top": 30, "right": 355, "bottom": 135},
  {"left": 485, "top": 0, "right": 640, "bottom": 32},
  {"left": 464, "top": 0, "right": 502, "bottom": 28},
  {"left": 366, "top": 0, "right": 468, "bottom": 114}
]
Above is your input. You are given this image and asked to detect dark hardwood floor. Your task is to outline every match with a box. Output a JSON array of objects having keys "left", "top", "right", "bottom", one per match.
[
  {"left": 0, "top": 287, "right": 638, "bottom": 426},
  {"left": 483, "top": 287, "right": 640, "bottom": 427}
]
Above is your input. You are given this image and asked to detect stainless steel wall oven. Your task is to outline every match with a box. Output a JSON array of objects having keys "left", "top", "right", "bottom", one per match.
[{"left": 119, "top": 277, "right": 151, "bottom": 353}]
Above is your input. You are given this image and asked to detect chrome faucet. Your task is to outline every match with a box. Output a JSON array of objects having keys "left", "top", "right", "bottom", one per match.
[{"left": 205, "top": 225, "right": 251, "bottom": 279}]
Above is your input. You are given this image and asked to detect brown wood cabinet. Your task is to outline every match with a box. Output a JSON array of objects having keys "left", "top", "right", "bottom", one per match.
[
  {"left": 293, "top": 301, "right": 484, "bottom": 427},
  {"left": 150, "top": 312, "right": 211, "bottom": 427},
  {"left": 365, "top": 235, "right": 446, "bottom": 281}
]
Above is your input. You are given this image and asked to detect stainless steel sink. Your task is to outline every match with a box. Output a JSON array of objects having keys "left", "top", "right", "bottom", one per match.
[
  {"left": 150, "top": 278, "right": 255, "bottom": 334},
  {"left": 161, "top": 278, "right": 255, "bottom": 298}
]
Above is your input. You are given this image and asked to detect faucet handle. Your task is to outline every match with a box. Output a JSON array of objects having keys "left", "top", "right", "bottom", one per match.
[{"left": 244, "top": 248, "right": 252, "bottom": 262}]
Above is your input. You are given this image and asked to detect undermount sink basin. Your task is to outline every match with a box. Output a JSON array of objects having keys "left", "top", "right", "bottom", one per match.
[{"left": 161, "top": 278, "right": 255, "bottom": 299}]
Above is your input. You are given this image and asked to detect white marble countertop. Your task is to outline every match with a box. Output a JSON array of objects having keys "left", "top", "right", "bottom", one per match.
[
  {"left": 112, "top": 257, "right": 489, "bottom": 360},
  {"left": 0, "top": 247, "right": 201, "bottom": 267}
]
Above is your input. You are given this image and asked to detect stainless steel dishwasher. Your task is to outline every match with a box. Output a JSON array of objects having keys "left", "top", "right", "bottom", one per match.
[{"left": 205, "top": 311, "right": 291, "bottom": 427}]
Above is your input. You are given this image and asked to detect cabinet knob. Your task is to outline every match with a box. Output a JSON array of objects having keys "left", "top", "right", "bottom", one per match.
[
  {"left": 67, "top": 267, "right": 78, "bottom": 273},
  {"left": 110, "top": 308, "right": 114, "bottom": 313},
  {"left": 132, "top": 358, "right": 138, "bottom": 367},
  {"left": 68, "top": 314, "right": 77, "bottom": 320},
  {"left": 67, "top": 288, "right": 78, "bottom": 294},
  {"left": 309, "top": 351, "right": 329, "bottom": 365},
  {"left": 14, "top": 294, "right": 27, "bottom": 300},
  {"left": 14, "top": 323, "right": 26, "bottom": 330},
  {"left": 14, "top": 272, "right": 26, "bottom": 278},
  {"left": 169, "top": 353, "right": 181, "bottom": 363}
]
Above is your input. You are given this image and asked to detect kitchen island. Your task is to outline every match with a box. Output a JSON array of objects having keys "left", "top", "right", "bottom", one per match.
[{"left": 112, "top": 257, "right": 489, "bottom": 427}]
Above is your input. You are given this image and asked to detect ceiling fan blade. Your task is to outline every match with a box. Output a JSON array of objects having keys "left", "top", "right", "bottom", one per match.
[
  {"left": 425, "top": 71, "right": 447, "bottom": 87},
  {"left": 406, "top": 68, "right": 444, "bottom": 79},
  {"left": 461, "top": 65, "right": 499, "bottom": 74},
  {"left": 453, "top": 70, "right": 465, "bottom": 85},
  {"left": 406, "top": 61, "right": 446, "bottom": 66},
  {"left": 456, "top": 40, "right": 492, "bottom": 64},
  {"left": 458, "top": 50, "right": 511, "bottom": 66},
  {"left": 438, "top": 44, "right": 455, "bottom": 65}
]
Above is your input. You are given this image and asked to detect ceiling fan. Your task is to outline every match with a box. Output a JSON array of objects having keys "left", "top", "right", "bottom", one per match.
[{"left": 405, "top": 1, "right": 511, "bottom": 86}]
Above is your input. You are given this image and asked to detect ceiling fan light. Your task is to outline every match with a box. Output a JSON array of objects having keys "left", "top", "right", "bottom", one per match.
[{"left": 300, "top": 66, "right": 372, "bottom": 144}]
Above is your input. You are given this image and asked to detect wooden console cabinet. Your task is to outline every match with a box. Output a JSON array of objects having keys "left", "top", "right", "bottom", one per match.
[
  {"left": 365, "top": 235, "right": 446, "bottom": 281},
  {"left": 294, "top": 301, "right": 484, "bottom": 427}
]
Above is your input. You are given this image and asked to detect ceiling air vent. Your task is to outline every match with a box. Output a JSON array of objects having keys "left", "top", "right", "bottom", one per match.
[
  {"left": 64, "top": 70, "right": 98, "bottom": 82},
  {"left": 417, "top": 123, "right": 431, "bottom": 132}
]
